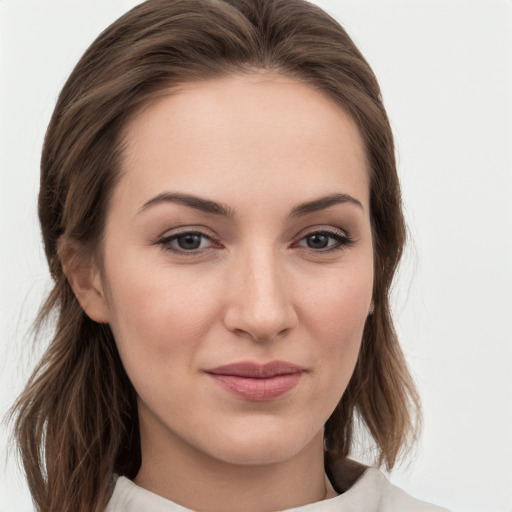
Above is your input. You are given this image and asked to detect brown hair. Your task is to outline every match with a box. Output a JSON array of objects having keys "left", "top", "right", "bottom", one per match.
[{"left": 11, "top": 0, "right": 420, "bottom": 510}]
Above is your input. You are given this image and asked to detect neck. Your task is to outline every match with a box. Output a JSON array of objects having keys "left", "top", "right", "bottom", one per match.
[{"left": 134, "top": 415, "right": 333, "bottom": 512}]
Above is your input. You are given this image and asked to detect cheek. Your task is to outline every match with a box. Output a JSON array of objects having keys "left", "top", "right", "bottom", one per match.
[
  {"left": 299, "top": 260, "right": 372, "bottom": 376},
  {"left": 303, "top": 258, "right": 372, "bottom": 329},
  {"left": 102, "top": 253, "right": 221, "bottom": 368}
]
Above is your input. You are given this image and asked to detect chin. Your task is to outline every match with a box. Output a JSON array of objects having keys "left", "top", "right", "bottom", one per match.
[{"left": 200, "top": 421, "right": 321, "bottom": 467}]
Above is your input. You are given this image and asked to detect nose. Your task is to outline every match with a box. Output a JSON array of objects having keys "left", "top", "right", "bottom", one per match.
[{"left": 222, "top": 247, "right": 298, "bottom": 342}]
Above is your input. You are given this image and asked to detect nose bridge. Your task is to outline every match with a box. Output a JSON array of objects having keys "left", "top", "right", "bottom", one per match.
[{"left": 224, "top": 241, "right": 296, "bottom": 341}]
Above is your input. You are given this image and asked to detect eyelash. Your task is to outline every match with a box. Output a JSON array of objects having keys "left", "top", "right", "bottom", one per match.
[
  {"left": 157, "top": 228, "right": 353, "bottom": 256},
  {"left": 296, "top": 229, "right": 354, "bottom": 253}
]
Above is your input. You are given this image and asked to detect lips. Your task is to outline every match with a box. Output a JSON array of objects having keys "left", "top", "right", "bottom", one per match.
[{"left": 205, "top": 361, "right": 304, "bottom": 401}]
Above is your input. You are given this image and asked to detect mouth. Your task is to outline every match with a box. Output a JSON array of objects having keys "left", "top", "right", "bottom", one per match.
[{"left": 205, "top": 361, "right": 304, "bottom": 401}]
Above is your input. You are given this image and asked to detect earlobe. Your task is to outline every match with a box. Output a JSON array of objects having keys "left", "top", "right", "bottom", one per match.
[{"left": 58, "top": 237, "right": 111, "bottom": 323}]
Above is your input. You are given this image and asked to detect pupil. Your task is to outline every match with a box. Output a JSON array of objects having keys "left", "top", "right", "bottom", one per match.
[
  {"left": 178, "top": 234, "right": 202, "bottom": 250},
  {"left": 307, "top": 234, "right": 329, "bottom": 249}
]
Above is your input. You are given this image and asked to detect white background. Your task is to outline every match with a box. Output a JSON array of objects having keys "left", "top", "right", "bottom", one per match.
[{"left": 1, "top": 1, "right": 511, "bottom": 511}]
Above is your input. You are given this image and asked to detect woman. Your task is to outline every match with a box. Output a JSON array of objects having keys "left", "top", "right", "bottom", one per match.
[{"left": 11, "top": 0, "right": 449, "bottom": 510}]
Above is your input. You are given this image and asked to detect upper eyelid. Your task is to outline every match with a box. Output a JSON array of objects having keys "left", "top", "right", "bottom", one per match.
[
  {"left": 158, "top": 226, "right": 217, "bottom": 240},
  {"left": 158, "top": 226, "right": 349, "bottom": 240},
  {"left": 295, "top": 225, "right": 350, "bottom": 240}
]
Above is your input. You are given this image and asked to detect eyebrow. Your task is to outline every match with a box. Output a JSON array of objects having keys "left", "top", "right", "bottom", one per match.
[
  {"left": 288, "top": 193, "right": 363, "bottom": 217},
  {"left": 138, "top": 192, "right": 237, "bottom": 218},
  {"left": 137, "top": 191, "right": 363, "bottom": 218}
]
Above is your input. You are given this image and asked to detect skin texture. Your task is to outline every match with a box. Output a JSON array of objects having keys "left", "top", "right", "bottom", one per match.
[{"left": 71, "top": 73, "right": 374, "bottom": 511}]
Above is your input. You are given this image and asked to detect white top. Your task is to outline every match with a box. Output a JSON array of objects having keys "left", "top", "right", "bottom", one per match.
[{"left": 106, "top": 468, "right": 450, "bottom": 512}]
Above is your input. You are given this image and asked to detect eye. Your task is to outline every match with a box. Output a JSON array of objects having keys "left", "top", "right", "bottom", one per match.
[
  {"left": 158, "top": 231, "right": 215, "bottom": 254},
  {"left": 296, "top": 229, "right": 353, "bottom": 252}
]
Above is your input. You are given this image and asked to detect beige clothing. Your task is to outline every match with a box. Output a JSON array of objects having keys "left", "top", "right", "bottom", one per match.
[{"left": 106, "top": 457, "right": 449, "bottom": 512}]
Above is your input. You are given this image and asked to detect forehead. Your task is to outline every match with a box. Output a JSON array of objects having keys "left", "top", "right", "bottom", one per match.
[{"left": 117, "top": 73, "right": 369, "bottom": 214}]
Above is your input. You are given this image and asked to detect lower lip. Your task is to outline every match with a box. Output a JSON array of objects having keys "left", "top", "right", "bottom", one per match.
[{"left": 207, "top": 373, "right": 302, "bottom": 401}]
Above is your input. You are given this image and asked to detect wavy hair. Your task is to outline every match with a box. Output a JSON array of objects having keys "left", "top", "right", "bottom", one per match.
[{"left": 11, "top": 1, "right": 420, "bottom": 510}]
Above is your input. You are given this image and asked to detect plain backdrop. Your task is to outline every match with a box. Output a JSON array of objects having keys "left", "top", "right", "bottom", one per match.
[{"left": 1, "top": 1, "right": 511, "bottom": 511}]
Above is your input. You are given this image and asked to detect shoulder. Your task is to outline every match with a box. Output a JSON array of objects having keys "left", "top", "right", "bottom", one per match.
[
  {"left": 326, "top": 455, "right": 450, "bottom": 512},
  {"left": 363, "top": 467, "right": 450, "bottom": 512},
  {"left": 105, "top": 475, "right": 191, "bottom": 512}
]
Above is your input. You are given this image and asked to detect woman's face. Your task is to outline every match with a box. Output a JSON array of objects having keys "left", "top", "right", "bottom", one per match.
[{"left": 96, "top": 73, "right": 374, "bottom": 466}]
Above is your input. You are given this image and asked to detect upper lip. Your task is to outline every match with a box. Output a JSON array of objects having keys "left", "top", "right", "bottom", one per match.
[{"left": 206, "top": 361, "right": 304, "bottom": 378}]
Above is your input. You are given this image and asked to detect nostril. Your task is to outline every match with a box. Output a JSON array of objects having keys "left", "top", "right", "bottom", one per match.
[
  {"left": 224, "top": 308, "right": 297, "bottom": 342},
  {"left": 222, "top": 258, "right": 298, "bottom": 341}
]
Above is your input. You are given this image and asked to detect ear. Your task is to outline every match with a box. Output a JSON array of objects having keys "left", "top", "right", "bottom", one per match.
[{"left": 58, "top": 237, "right": 111, "bottom": 323}]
